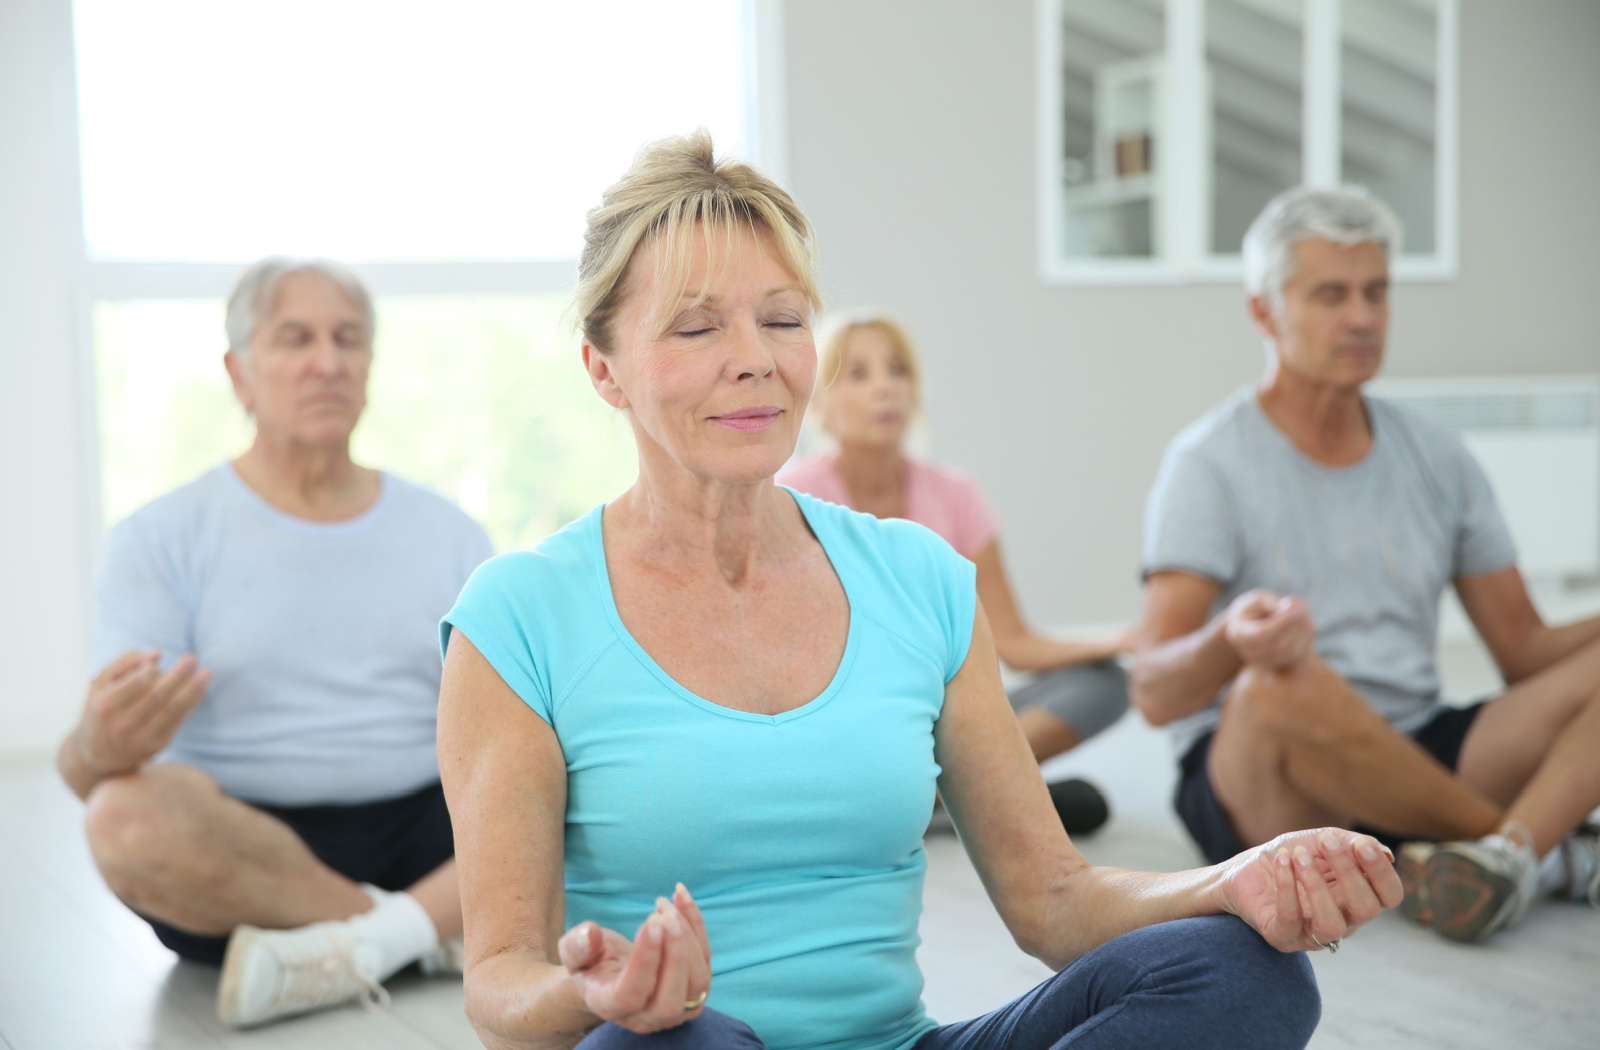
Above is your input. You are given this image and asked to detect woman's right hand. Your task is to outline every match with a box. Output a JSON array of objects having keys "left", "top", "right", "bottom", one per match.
[{"left": 559, "top": 884, "right": 712, "bottom": 1033}]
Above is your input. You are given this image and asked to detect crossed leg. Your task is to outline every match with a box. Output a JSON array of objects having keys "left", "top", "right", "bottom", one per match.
[
  {"left": 82, "top": 763, "right": 461, "bottom": 941},
  {"left": 1209, "top": 635, "right": 1600, "bottom": 854},
  {"left": 1458, "top": 635, "right": 1600, "bottom": 855}
]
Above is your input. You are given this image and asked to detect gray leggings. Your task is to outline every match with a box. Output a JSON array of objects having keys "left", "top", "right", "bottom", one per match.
[{"left": 1007, "top": 661, "right": 1129, "bottom": 743}]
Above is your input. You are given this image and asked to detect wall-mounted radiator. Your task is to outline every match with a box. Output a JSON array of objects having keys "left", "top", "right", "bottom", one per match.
[{"left": 1369, "top": 375, "right": 1600, "bottom": 581}]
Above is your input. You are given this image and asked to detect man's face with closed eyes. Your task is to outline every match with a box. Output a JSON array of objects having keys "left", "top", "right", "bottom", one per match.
[{"left": 1251, "top": 238, "right": 1390, "bottom": 391}]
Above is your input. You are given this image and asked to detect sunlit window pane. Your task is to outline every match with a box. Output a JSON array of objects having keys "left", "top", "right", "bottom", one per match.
[
  {"left": 1340, "top": 0, "right": 1437, "bottom": 253},
  {"left": 1207, "top": 0, "right": 1304, "bottom": 254},
  {"left": 94, "top": 297, "right": 637, "bottom": 550},
  {"left": 94, "top": 301, "right": 251, "bottom": 526},
  {"left": 74, "top": 0, "right": 748, "bottom": 262}
]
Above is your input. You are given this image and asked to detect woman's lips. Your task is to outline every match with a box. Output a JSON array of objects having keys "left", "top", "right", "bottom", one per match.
[{"left": 709, "top": 407, "right": 782, "bottom": 433}]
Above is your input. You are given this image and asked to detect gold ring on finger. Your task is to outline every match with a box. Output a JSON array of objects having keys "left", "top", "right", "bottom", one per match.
[{"left": 684, "top": 990, "right": 708, "bottom": 1010}]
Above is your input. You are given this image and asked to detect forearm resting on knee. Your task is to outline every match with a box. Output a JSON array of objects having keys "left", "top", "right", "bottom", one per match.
[
  {"left": 466, "top": 950, "right": 596, "bottom": 1050},
  {"left": 1132, "top": 619, "right": 1241, "bottom": 726}
]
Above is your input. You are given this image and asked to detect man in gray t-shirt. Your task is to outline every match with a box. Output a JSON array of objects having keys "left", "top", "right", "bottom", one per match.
[{"left": 1135, "top": 187, "right": 1600, "bottom": 945}]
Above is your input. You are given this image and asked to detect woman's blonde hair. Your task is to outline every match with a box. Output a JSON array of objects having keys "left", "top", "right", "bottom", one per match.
[
  {"left": 574, "top": 129, "right": 821, "bottom": 353},
  {"left": 815, "top": 309, "right": 922, "bottom": 403}
]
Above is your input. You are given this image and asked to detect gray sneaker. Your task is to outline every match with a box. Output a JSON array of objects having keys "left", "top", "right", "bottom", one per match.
[{"left": 1421, "top": 829, "right": 1539, "bottom": 943}]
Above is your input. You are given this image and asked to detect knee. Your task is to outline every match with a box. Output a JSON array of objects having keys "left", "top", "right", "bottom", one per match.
[
  {"left": 1226, "top": 663, "right": 1360, "bottom": 749},
  {"left": 1042, "top": 661, "right": 1131, "bottom": 742},
  {"left": 1076, "top": 661, "right": 1131, "bottom": 735},
  {"left": 1195, "top": 916, "right": 1321, "bottom": 1039},
  {"left": 84, "top": 765, "right": 214, "bottom": 888}
]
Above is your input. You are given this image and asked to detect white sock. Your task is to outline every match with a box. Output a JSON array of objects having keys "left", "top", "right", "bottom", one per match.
[
  {"left": 1538, "top": 844, "right": 1567, "bottom": 896},
  {"left": 345, "top": 885, "right": 440, "bottom": 982},
  {"left": 1539, "top": 836, "right": 1598, "bottom": 900}
]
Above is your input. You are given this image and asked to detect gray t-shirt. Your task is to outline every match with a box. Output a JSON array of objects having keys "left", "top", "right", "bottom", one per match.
[
  {"left": 1142, "top": 388, "right": 1517, "bottom": 758},
  {"left": 91, "top": 464, "right": 493, "bottom": 806}
]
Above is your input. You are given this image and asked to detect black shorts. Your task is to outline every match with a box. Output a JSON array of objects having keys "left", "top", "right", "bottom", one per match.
[
  {"left": 1175, "top": 702, "right": 1487, "bottom": 865},
  {"left": 143, "top": 780, "right": 454, "bottom": 965}
]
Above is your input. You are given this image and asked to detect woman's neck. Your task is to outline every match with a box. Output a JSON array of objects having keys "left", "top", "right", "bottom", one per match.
[
  {"left": 609, "top": 449, "right": 799, "bottom": 588},
  {"left": 233, "top": 436, "right": 379, "bottom": 522},
  {"left": 832, "top": 441, "right": 906, "bottom": 516}
]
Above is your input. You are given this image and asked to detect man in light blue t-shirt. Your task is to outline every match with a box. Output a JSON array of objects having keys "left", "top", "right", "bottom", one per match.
[
  {"left": 56, "top": 258, "right": 492, "bottom": 1027},
  {"left": 1133, "top": 187, "right": 1600, "bottom": 945}
]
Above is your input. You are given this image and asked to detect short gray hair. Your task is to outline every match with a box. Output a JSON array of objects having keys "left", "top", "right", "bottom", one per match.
[
  {"left": 224, "top": 257, "right": 375, "bottom": 353},
  {"left": 1242, "top": 186, "right": 1402, "bottom": 307}
]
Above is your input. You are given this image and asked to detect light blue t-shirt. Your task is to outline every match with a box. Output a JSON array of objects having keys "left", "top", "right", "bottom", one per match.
[
  {"left": 92, "top": 464, "right": 493, "bottom": 807},
  {"left": 1143, "top": 389, "right": 1518, "bottom": 757},
  {"left": 441, "top": 490, "right": 976, "bottom": 1050}
]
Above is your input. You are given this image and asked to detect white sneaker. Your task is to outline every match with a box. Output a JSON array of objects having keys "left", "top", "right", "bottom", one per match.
[
  {"left": 217, "top": 921, "right": 390, "bottom": 1028},
  {"left": 418, "top": 935, "right": 465, "bottom": 976},
  {"left": 1425, "top": 824, "right": 1540, "bottom": 943}
]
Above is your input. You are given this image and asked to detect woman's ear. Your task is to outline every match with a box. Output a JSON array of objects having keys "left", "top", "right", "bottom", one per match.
[{"left": 582, "top": 341, "right": 630, "bottom": 410}]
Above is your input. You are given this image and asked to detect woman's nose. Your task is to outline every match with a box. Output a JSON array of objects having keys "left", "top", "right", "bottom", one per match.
[{"left": 727, "top": 321, "right": 776, "bottom": 380}]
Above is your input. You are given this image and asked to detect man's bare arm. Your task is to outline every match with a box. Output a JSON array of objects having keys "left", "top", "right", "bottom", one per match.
[
  {"left": 1456, "top": 566, "right": 1600, "bottom": 685},
  {"left": 1131, "top": 572, "right": 1241, "bottom": 726}
]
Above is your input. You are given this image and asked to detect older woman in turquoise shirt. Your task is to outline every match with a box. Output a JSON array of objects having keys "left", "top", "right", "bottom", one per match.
[{"left": 436, "top": 132, "right": 1403, "bottom": 1050}]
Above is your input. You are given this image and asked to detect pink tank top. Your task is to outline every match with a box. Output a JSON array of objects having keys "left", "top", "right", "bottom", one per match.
[{"left": 777, "top": 453, "right": 1000, "bottom": 559}]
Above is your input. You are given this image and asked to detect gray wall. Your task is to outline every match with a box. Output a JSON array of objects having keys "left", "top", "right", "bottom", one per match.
[{"left": 784, "top": 0, "right": 1600, "bottom": 628}]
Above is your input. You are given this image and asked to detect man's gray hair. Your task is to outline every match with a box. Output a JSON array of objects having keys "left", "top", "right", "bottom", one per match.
[
  {"left": 224, "top": 257, "right": 375, "bottom": 353},
  {"left": 1242, "top": 186, "right": 1402, "bottom": 307}
]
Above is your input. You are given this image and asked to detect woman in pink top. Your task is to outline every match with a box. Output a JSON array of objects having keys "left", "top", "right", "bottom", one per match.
[{"left": 779, "top": 312, "right": 1131, "bottom": 833}]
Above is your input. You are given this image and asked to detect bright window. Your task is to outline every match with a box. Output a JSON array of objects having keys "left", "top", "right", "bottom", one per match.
[
  {"left": 1038, "top": 0, "right": 1456, "bottom": 283},
  {"left": 94, "top": 298, "right": 639, "bottom": 551},
  {"left": 75, "top": 0, "right": 750, "bottom": 262},
  {"left": 76, "top": 0, "right": 758, "bottom": 548}
]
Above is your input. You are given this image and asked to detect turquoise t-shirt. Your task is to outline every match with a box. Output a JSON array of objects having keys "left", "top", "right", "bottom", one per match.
[{"left": 441, "top": 489, "right": 976, "bottom": 1050}]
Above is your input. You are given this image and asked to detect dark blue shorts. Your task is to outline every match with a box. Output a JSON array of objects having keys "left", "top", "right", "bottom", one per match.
[
  {"left": 141, "top": 779, "right": 454, "bottom": 965},
  {"left": 1175, "top": 701, "right": 1488, "bottom": 865}
]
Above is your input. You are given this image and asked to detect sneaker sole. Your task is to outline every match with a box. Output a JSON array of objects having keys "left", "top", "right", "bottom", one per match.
[
  {"left": 1426, "top": 852, "right": 1518, "bottom": 943},
  {"left": 1397, "top": 843, "right": 1436, "bottom": 926},
  {"left": 216, "top": 925, "right": 262, "bottom": 1027}
]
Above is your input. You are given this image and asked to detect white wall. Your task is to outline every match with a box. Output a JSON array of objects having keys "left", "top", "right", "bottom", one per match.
[
  {"left": 783, "top": 0, "right": 1600, "bottom": 629},
  {"left": 0, "top": 0, "right": 96, "bottom": 759}
]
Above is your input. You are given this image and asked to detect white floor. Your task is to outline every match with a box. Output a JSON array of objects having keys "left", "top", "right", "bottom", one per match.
[{"left": 2, "top": 757, "right": 1597, "bottom": 1050}]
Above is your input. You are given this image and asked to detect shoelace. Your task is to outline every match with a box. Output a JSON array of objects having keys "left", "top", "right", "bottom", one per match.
[{"left": 268, "top": 934, "right": 392, "bottom": 1014}]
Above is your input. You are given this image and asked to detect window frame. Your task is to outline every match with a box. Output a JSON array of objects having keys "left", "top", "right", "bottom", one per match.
[{"left": 1036, "top": 0, "right": 1459, "bottom": 286}]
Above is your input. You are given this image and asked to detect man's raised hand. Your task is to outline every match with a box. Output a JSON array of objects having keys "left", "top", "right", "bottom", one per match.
[
  {"left": 1224, "top": 590, "right": 1316, "bottom": 668},
  {"left": 75, "top": 649, "right": 211, "bottom": 782}
]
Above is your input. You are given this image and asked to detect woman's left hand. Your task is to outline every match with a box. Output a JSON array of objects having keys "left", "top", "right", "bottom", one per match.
[{"left": 1219, "top": 827, "right": 1404, "bottom": 953}]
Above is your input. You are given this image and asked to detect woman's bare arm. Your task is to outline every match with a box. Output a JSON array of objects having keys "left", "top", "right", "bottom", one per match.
[
  {"left": 437, "top": 632, "right": 595, "bottom": 1050},
  {"left": 439, "top": 633, "right": 712, "bottom": 1049},
  {"left": 971, "top": 541, "right": 1126, "bottom": 673},
  {"left": 936, "top": 601, "right": 1401, "bottom": 969}
]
